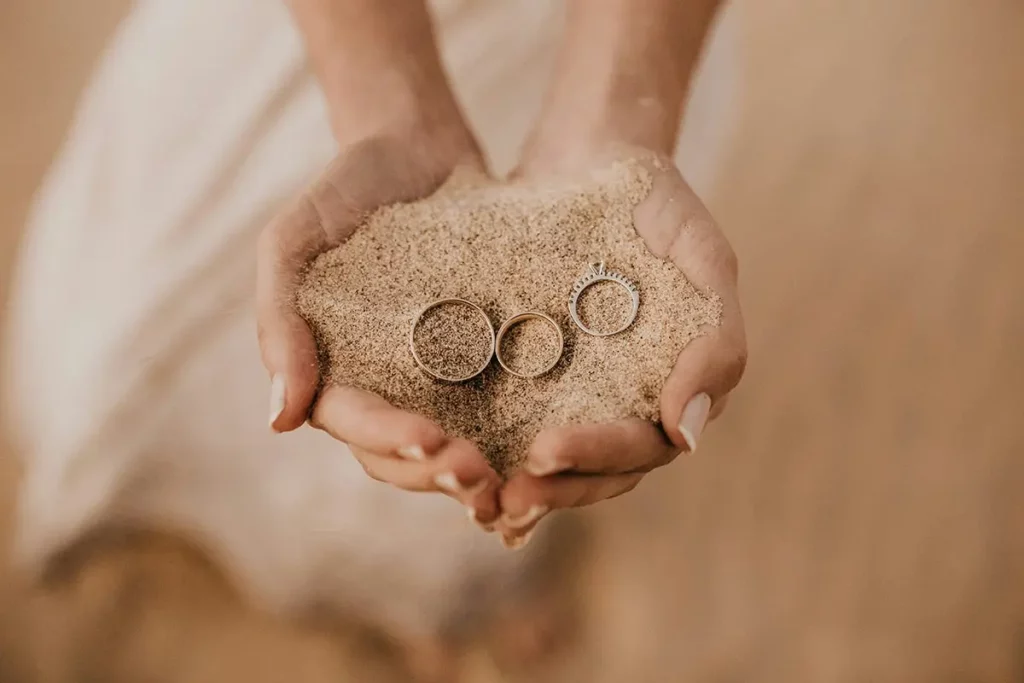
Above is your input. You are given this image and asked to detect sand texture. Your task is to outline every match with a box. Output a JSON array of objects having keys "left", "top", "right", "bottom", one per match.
[{"left": 297, "top": 161, "right": 721, "bottom": 472}]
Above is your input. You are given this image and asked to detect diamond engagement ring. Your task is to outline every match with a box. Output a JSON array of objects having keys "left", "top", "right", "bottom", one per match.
[{"left": 567, "top": 261, "right": 640, "bottom": 336}]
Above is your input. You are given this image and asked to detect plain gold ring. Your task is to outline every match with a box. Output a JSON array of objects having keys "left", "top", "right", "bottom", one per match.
[
  {"left": 494, "top": 311, "right": 565, "bottom": 379},
  {"left": 409, "top": 298, "right": 495, "bottom": 383}
]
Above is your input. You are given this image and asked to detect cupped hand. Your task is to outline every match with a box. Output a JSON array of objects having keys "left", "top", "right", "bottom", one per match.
[
  {"left": 257, "top": 127, "right": 504, "bottom": 526},
  {"left": 496, "top": 149, "right": 748, "bottom": 548}
]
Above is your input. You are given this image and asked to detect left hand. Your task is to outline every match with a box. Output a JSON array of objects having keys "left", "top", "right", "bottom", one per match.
[{"left": 496, "top": 148, "right": 747, "bottom": 548}]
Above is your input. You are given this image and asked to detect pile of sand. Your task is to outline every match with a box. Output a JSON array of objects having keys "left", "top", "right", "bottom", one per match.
[{"left": 297, "top": 161, "right": 721, "bottom": 473}]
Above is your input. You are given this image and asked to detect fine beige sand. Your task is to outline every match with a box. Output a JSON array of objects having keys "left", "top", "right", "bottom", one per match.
[{"left": 296, "top": 163, "right": 720, "bottom": 472}]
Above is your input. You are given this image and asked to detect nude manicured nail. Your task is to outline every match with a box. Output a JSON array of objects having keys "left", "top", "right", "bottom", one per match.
[
  {"left": 435, "top": 472, "right": 488, "bottom": 497},
  {"left": 678, "top": 392, "right": 712, "bottom": 453},
  {"left": 268, "top": 374, "right": 286, "bottom": 430},
  {"left": 501, "top": 505, "right": 548, "bottom": 530},
  {"left": 501, "top": 527, "right": 537, "bottom": 550},
  {"left": 397, "top": 445, "right": 427, "bottom": 461},
  {"left": 434, "top": 472, "right": 462, "bottom": 494},
  {"left": 524, "top": 459, "right": 560, "bottom": 477},
  {"left": 467, "top": 507, "right": 495, "bottom": 532},
  {"left": 463, "top": 479, "right": 490, "bottom": 497}
]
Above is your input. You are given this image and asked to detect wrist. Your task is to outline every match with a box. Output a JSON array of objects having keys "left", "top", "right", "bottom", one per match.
[
  {"left": 518, "top": 92, "right": 679, "bottom": 175},
  {"left": 520, "top": 0, "right": 720, "bottom": 173},
  {"left": 323, "top": 70, "right": 472, "bottom": 152},
  {"left": 287, "top": 0, "right": 470, "bottom": 149}
]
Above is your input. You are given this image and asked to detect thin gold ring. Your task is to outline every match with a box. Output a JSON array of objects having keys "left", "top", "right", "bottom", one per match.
[
  {"left": 409, "top": 298, "right": 495, "bottom": 383},
  {"left": 494, "top": 311, "right": 565, "bottom": 379}
]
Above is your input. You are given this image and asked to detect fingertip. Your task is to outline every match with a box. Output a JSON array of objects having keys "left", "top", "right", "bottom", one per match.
[
  {"left": 268, "top": 371, "right": 319, "bottom": 433},
  {"left": 259, "top": 313, "right": 321, "bottom": 434},
  {"left": 399, "top": 418, "right": 448, "bottom": 459},
  {"left": 442, "top": 438, "right": 497, "bottom": 482},
  {"left": 523, "top": 428, "right": 573, "bottom": 477},
  {"left": 660, "top": 321, "right": 746, "bottom": 450},
  {"left": 387, "top": 409, "right": 447, "bottom": 460},
  {"left": 498, "top": 471, "right": 543, "bottom": 513},
  {"left": 312, "top": 385, "right": 448, "bottom": 457}
]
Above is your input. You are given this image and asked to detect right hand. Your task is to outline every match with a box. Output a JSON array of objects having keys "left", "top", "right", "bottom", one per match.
[{"left": 256, "top": 124, "right": 504, "bottom": 529}]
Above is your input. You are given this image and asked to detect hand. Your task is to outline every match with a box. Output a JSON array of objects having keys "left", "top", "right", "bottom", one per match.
[
  {"left": 496, "top": 149, "right": 747, "bottom": 548},
  {"left": 256, "top": 126, "right": 504, "bottom": 527}
]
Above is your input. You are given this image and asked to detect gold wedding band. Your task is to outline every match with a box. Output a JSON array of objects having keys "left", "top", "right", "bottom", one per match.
[
  {"left": 409, "top": 298, "right": 495, "bottom": 383},
  {"left": 494, "top": 311, "right": 565, "bottom": 379}
]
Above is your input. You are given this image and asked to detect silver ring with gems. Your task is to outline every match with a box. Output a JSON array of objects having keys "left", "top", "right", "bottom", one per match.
[{"left": 567, "top": 261, "right": 640, "bottom": 336}]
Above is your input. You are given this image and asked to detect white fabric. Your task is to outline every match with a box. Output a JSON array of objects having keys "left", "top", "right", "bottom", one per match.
[{"left": 4, "top": 0, "right": 740, "bottom": 636}]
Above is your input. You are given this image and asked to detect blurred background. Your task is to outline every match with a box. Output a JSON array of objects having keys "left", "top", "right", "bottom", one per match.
[{"left": 1, "top": 0, "right": 1023, "bottom": 681}]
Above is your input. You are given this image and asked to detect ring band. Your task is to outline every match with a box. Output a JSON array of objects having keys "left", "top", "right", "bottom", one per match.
[
  {"left": 567, "top": 261, "right": 640, "bottom": 337},
  {"left": 409, "top": 298, "right": 495, "bottom": 382},
  {"left": 494, "top": 311, "right": 565, "bottom": 379}
]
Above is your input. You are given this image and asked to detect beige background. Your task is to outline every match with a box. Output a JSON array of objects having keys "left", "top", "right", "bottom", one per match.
[{"left": 1, "top": 0, "right": 1023, "bottom": 681}]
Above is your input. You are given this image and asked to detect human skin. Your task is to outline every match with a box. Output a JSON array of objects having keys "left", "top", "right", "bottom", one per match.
[{"left": 258, "top": 0, "right": 746, "bottom": 546}]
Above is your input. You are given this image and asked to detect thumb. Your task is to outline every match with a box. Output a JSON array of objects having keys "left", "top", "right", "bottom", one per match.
[
  {"left": 632, "top": 158, "right": 747, "bottom": 453},
  {"left": 257, "top": 195, "right": 328, "bottom": 432}
]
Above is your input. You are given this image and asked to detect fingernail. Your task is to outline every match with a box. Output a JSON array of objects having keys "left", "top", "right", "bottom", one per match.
[
  {"left": 434, "top": 472, "right": 488, "bottom": 497},
  {"left": 467, "top": 507, "right": 495, "bottom": 532},
  {"left": 524, "top": 459, "right": 560, "bottom": 477},
  {"left": 501, "top": 527, "right": 537, "bottom": 550},
  {"left": 678, "top": 392, "right": 712, "bottom": 453},
  {"left": 397, "top": 445, "right": 427, "bottom": 461},
  {"left": 501, "top": 505, "right": 548, "bottom": 530},
  {"left": 434, "top": 472, "right": 462, "bottom": 494},
  {"left": 268, "top": 374, "right": 286, "bottom": 430},
  {"left": 464, "top": 479, "right": 490, "bottom": 497}
]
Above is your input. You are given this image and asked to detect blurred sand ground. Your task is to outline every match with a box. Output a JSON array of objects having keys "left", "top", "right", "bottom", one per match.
[{"left": 1, "top": 0, "right": 1023, "bottom": 681}]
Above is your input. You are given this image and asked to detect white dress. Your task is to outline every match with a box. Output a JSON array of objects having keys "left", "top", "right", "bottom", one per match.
[{"left": 4, "top": 0, "right": 740, "bottom": 639}]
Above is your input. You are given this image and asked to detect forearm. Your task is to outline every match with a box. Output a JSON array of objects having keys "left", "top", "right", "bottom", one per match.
[
  {"left": 285, "top": 0, "right": 471, "bottom": 146},
  {"left": 523, "top": 0, "right": 722, "bottom": 166}
]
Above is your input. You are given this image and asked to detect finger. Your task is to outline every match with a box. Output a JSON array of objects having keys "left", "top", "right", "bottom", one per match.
[
  {"left": 257, "top": 196, "right": 330, "bottom": 433},
  {"left": 311, "top": 385, "right": 447, "bottom": 459},
  {"left": 522, "top": 420, "right": 677, "bottom": 478},
  {"left": 430, "top": 438, "right": 503, "bottom": 528},
  {"left": 658, "top": 277, "right": 746, "bottom": 453},
  {"left": 257, "top": 154, "right": 376, "bottom": 433},
  {"left": 257, "top": 145, "right": 477, "bottom": 433},
  {"left": 631, "top": 160, "right": 747, "bottom": 453},
  {"left": 352, "top": 439, "right": 502, "bottom": 526},
  {"left": 496, "top": 471, "right": 645, "bottom": 549}
]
